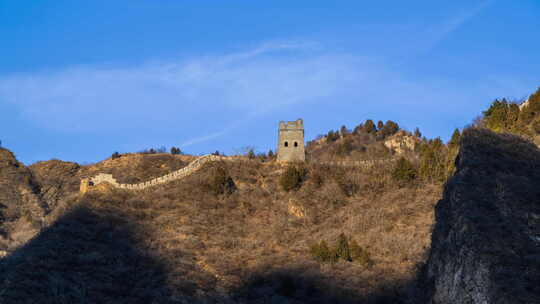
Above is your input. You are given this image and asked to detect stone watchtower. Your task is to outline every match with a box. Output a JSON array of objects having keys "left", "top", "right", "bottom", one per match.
[{"left": 277, "top": 119, "right": 305, "bottom": 162}]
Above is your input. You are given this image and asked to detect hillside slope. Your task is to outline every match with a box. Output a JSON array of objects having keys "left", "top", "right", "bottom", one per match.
[
  {"left": 0, "top": 148, "right": 45, "bottom": 252},
  {"left": 0, "top": 149, "right": 440, "bottom": 303},
  {"left": 418, "top": 128, "right": 540, "bottom": 303}
]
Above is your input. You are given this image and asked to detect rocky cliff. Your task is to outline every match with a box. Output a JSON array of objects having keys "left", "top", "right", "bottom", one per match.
[
  {"left": 0, "top": 148, "right": 45, "bottom": 251},
  {"left": 418, "top": 128, "right": 540, "bottom": 303}
]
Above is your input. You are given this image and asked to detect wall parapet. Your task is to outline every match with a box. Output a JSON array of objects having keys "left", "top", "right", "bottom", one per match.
[
  {"left": 82, "top": 154, "right": 236, "bottom": 192},
  {"left": 317, "top": 159, "right": 393, "bottom": 168},
  {"left": 81, "top": 154, "right": 394, "bottom": 193}
]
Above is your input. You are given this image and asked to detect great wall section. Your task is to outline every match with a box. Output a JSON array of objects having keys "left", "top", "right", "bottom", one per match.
[
  {"left": 80, "top": 119, "right": 415, "bottom": 193},
  {"left": 81, "top": 154, "right": 234, "bottom": 193},
  {"left": 80, "top": 154, "right": 393, "bottom": 193}
]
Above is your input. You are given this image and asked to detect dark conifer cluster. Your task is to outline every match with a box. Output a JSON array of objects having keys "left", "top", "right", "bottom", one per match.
[
  {"left": 482, "top": 87, "right": 540, "bottom": 135},
  {"left": 170, "top": 147, "right": 182, "bottom": 155},
  {"left": 310, "top": 233, "right": 372, "bottom": 267}
]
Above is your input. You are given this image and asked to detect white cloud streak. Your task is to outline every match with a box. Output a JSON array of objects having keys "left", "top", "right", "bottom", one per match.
[
  {"left": 0, "top": 41, "right": 362, "bottom": 144},
  {"left": 0, "top": 36, "right": 522, "bottom": 149},
  {"left": 440, "top": 1, "right": 493, "bottom": 37},
  {"left": 420, "top": 0, "right": 495, "bottom": 54}
]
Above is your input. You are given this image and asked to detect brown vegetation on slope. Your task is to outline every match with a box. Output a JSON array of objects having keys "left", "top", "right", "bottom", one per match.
[
  {"left": 0, "top": 148, "right": 45, "bottom": 251},
  {"left": 1, "top": 150, "right": 441, "bottom": 303},
  {"left": 80, "top": 153, "right": 193, "bottom": 184}
]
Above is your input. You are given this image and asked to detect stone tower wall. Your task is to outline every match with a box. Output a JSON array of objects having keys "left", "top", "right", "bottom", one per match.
[{"left": 277, "top": 119, "right": 305, "bottom": 162}]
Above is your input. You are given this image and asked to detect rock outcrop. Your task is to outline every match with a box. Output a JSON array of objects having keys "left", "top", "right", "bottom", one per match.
[
  {"left": 418, "top": 129, "right": 540, "bottom": 303},
  {"left": 30, "top": 159, "right": 81, "bottom": 212},
  {"left": 384, "top": 131, "right": 418, "bottom": 154},
  {"left": 0, "top": 148, "right": 45, "bottom": 252}
]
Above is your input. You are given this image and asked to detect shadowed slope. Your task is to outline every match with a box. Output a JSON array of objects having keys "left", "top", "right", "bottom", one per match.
[
  {"left": 0, "top": 142, "right": 441, "bottom": 303},
  {"left": 0, "top": 204, "right": 179, "bottom": 304},
  {"left": 418, "top": 128, "right": 540, "bottom": 303},
  {"left": 0, "top": 148, "right": 45, "bottom": 252}
]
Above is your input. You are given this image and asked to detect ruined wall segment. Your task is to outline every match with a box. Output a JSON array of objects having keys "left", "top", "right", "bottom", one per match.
[{"left": 277, "top": 119, "right": 305, "bottom": 162}]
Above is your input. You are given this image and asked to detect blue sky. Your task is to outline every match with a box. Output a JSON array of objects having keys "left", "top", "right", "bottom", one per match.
[{"left": 1, "top": 0, "right": 539, "bottom": 164}]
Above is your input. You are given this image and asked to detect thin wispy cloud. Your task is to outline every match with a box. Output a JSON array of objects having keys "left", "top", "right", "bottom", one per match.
[
  {"left": 0, "top": 41, "right": 372, "bottom": 147},
  {"left": 443, "top": 1, "right": 493, "bottom": 36},
  {"left": 0, "top": 37, "right": 522, "bottom": 150},
  {"left": 180, "top": 129, "right": 229, "bottom": 148},
  {"left": 0, "top": 42, "right": 362, "bottom": 146},
  {"left": 421, "top": 0, "right": 495, "bottom": 53}
]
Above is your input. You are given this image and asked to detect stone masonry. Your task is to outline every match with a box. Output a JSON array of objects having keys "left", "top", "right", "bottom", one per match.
[
  {"left": 81, "top": 154, "right": 394, "bottom": 193},
  {"left": 81, "top": 154, "right": 239, "bottom": 193},
  {"left": 277, "top": 119, "right": 305, "bottom": 162},
  {"left": 81, "top": 119, "right": 397, "bottom": 193}
]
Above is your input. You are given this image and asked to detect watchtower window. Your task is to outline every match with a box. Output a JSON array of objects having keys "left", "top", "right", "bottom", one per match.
[
  {"left": 284, "top": 141, "right": 288, "bottom": 147},
  {"left": 294, "top": 142, "right": 298, "bottom": 147}
]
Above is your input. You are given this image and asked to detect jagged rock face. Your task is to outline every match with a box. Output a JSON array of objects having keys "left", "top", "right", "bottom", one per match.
[
  {"left": 0, "top": 149, "right": 45, "bottom": 251},
  {"left": 29, "top": 159, "right": 81, "bottom": 212},
  {"left": 418, "top": 129, "right": 540, "bottom": 303}
]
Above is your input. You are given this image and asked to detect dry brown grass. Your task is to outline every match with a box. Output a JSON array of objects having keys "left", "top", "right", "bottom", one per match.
[{"left": 0, "top": 151, "right": 442, "bottom": 303}]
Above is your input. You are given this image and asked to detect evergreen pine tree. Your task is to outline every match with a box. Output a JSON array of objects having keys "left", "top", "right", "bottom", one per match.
[
  {"left": 247, "top": 149, "right": 255, "bottom": 159},
  {"left": 519, "top": 88, "right": 540, "bottom": 127},
  {"left": 414, "top": 127, "right": 422, "bottom": 138},
  {"left": 448, "top": 129, "right": 461, "bottom": 149},
  {"left": 419, "top": 138, "right": 447, "bottom": 182},
  {"left": 349, "top": 239, "right": 372, "bottom": 267},
  {"left": 364, "top": 119, "right": 376, "bottom": 133},
  {"left": 392, "top": 157, "right": 417, "bottom": 183},
  {"left": 310, "top": 240, "right": 336, "bottom": 263},
  {"left": 340, "top": 125, "right": 349, "bottom": 137},
  {"left": 507, "top": 103, "right": 520, "bottom": 132},
  {"left": 279, "top": 166, "right": 307, "bottom": 191},
  {"left": 381, "top": 120, "right": 399, "bottom": 137},
  {"left": 335, "top": 233, "right": 352, "bottom": 261},
  {"left": 353, "top": 123, "right": 363, "bottom": 135},
  {"left": 172, "top": 147, "right": 183, "bottom": 154},
  {"left": 446, "top": 129, "right": 461, "bottom": 177},
  {"left": 327, "top": 130, "right": 339, "bottom": 142},
  {"left": 484, "top": 99, "right": 513, "bottom": 132}
]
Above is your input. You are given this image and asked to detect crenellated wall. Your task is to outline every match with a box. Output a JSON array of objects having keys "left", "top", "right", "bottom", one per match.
[
  {"left": 318, "top": 159, "right": 393, "bottom": 168},
  {"left": 83, "top": 154, "right": 239, "bottom": 192},
  {"left": 81, "top": 154, "right": 393, "bottom": 193}
]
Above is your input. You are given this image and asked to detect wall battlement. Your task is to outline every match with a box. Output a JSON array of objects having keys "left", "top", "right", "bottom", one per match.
[
  {"left": 279, "top": 119, "right": 304, "bottom": 130},
  {"left": 318, "top": 159, "right": 394, "bottom": 168},
  {"left": 80, "top": 154, "right": 240, "bottom": 193},
  {"left": 80, "top": 153, "right": 394, "bottom": 194}
]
